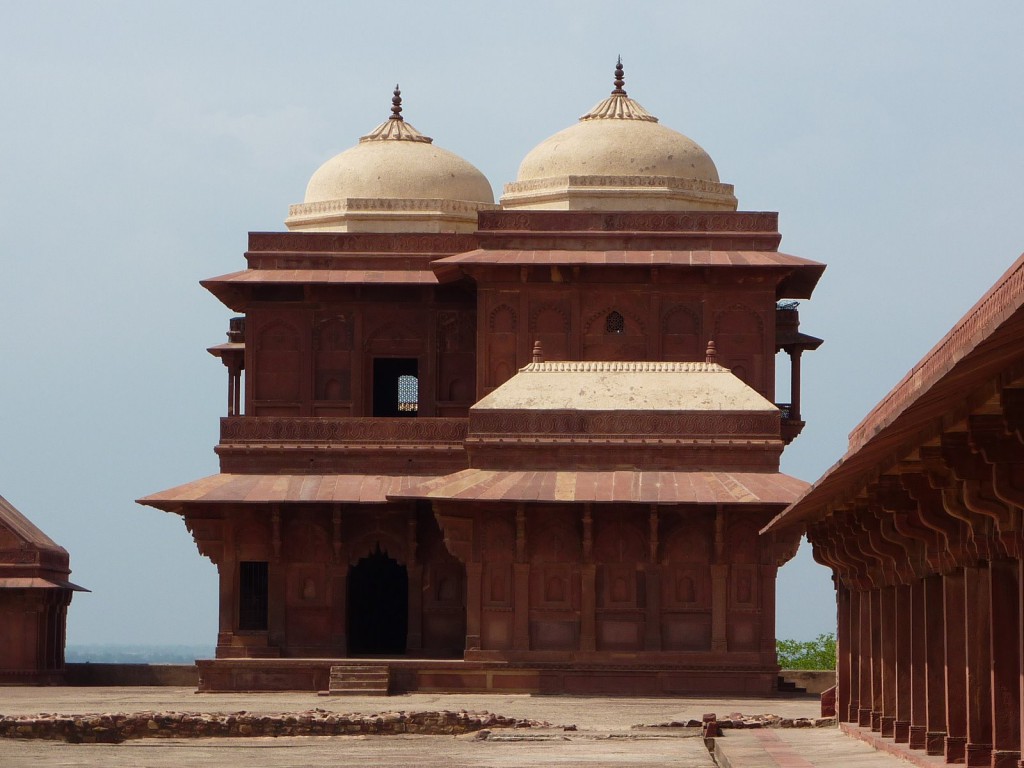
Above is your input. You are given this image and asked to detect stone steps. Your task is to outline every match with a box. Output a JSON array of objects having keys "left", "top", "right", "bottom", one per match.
[
  {"left": 777, "top": 675, "right": 808, "bottom": 694},
  {"left": 321, "top": 663, "right": 390, "bottom": 695}
]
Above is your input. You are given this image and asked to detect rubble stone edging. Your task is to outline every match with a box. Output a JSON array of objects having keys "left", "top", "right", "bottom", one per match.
[{"left": 0, "top": 709, "right": 550, "bottom": 744}]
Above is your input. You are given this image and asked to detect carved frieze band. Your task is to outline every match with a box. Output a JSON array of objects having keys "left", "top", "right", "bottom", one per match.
[
  {"left": 469, "top": 411, "right": 779, "bottom": 438},
  {"left": 248, "top": 232, "right": 475, "bottom": 256},
  {"left": 477, "top": 210, "right": 778, "bottom": 234},
  {"left": 221, "top": 417, "right": 468, "bottom": 444}
]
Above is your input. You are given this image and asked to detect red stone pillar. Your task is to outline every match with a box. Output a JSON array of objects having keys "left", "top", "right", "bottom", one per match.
[
  {"left": 894, "top": 583, "right": 912, "bottom": 742},
  {"left": 513, "top": 564, "right": 530, "bottom": 650},
  {"left": 879, "top": 585, "right": 897, "bottom": 737},
  {"left": 964, "top": 564, "right": 992, "bottom": 766},
  {"left": 644, "top": 564, "right": 662, "bottom": 651},
  {"left": 760, "top": 564, "right": 778, "bottom": 659},
  {"left": 465, "top": 562, "right": 482, "bottom": 651},
  {"left": 859, "top": 587, "right": 873, "bottom": 727},
  {"left": 847, "top": 588, "right": 862, "bottom": 723},
  {"left": 406, "top": 564, "right": 423, "bottom": 653},
  {"left": 989, "top": 559, "right": 1021, "bottom": 768},
  {"left": 870, "top": 588, "right": 884, "bottom": 731},
  {"left": 711, "top": 564, "right": 728, "bottom": 652},
  {"left": 581, "top": 563, "right": 597, "bottom": 652},
  {"left": 924, "top": 574, "right": 947, "bottom": 756},
  {"left": 837, "top": 584, "right": 854, "bottom": 723},
  {"left": 910, "top": 578, "right": 928, "bottom": 750},
  {"left": 944, "top": 568, "right": 968, "bottom": 762}
]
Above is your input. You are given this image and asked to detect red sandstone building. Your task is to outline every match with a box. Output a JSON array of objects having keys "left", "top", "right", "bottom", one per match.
[
  {"left": 768, "top": 254, "right": 1024, "bottom": 765},
  {"left": 0, "top": 494, "right": 84, "bottom": 684},
  {"left": 141, "top": 64, "right": 825, "bottom": 694}
]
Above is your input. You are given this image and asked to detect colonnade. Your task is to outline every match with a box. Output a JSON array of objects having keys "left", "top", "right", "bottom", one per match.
[{"left": 808, "top": 406, "right": 1024, "bottom": 767}]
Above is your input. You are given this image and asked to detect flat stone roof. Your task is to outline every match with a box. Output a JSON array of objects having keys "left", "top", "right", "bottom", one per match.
[{"left": 473, "top": 361, "right": 778, "bottom": 413}]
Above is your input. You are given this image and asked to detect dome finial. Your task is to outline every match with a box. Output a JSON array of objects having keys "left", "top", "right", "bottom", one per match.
[
  {"left": 612, "top": 56, "right": 626, "bottom": 95},
  {"left": 390, "top": 84, "right": 403, "bottom": 121}
]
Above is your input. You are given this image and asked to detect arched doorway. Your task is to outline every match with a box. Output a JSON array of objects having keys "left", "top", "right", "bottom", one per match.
[{"left": 348, "top": 545, "right": 408, "bottom": 655}]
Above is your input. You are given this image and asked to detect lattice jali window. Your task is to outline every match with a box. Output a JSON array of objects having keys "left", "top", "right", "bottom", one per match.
[
  {"left": 605, "top": 311, "right": 625, "bottom": 334},
  {"left": 397, "top": 374, "right": 419, "bottom": 413}
]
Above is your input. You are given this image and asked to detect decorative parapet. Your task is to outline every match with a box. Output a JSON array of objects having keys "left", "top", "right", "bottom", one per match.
[{"left": 219, "top": 417, "right": 468, "bottom": 447}]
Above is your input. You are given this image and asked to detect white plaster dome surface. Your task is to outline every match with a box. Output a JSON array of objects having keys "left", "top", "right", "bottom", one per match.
[
  {"left": 286, "top": 87, "right": 496, "bottom": 233},
  {"left": 501, "top": 61, "right": 737, "bottom": 212},
  {"left": 516, "top": 110, "right": 721, "bottom": 183},
  {"left": 303, "top": 133, "right": 495, "bottom": 204}
]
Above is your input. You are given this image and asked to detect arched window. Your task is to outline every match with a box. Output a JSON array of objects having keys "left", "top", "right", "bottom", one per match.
[{"left": 605, "top": 311, "right": 625, "bottom": 334}]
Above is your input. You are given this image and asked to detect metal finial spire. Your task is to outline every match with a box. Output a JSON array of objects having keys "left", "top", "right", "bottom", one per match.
[
  {"left": 611, "top": 56, "right": 626, "bottom": 95},
  {"left": 390, "top": 84, "right": 403, "bottom": 121}
]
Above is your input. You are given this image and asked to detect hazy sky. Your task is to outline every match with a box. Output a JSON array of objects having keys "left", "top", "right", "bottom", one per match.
[{"left": 1, "top": 1, "right": 1022, "bottom": 648}]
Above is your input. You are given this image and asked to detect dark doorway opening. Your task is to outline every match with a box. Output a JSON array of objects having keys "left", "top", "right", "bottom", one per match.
[
  {"left": 238, "top": 561, "right": 269, "bottom": 630},
  {"left": 372, "top": 358, "right": 418, "bottom": 417},
  {"left": 347, "top": 545, "right": 408, "bottom": 655}
]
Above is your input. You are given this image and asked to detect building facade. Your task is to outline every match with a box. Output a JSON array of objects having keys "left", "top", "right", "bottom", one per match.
[{"left": 141, "top": 64, "right": 824, "bottom": 694}]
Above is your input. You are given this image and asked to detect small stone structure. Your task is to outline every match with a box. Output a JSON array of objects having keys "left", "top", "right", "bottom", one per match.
[{"left": 0, "top": 494, "right": 85, "bottom": 685}]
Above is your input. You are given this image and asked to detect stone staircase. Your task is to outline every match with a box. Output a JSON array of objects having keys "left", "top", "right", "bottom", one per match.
[
  {"left": 777, "top": 675, "right": 808, "bottom": 694},
  {"left": 321, "top": 663, "right": 390, "bottom": 696}
]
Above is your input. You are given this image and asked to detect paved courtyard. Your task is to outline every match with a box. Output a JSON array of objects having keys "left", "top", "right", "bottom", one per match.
[{"left": 0, "top": 688, "right": 922, "bottom": 767}]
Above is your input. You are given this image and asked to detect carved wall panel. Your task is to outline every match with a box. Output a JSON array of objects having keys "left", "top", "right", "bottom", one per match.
[
  {"left": 253, "top": 319, "right": 302, "bottom": 404},
  {"left": 437, "top": 310, "right": 476, "bottom": 405},
  {"left": 662, "top": 304, "right": 703, "bottom": 361},
  {"left": 313, "top": 316, "right": 353, "bottom": 403},
  {"left": 713, "top": 304, "right": 766, "bottom": 393},
  {"left": 530, "top": 303, "right": 571, "bottom": 362},
  {"left": 582, "top": 306, "right": 647, "bottom": 361},
  {"left": 486, "top": 303, "right": 517, "bottom": 390}
]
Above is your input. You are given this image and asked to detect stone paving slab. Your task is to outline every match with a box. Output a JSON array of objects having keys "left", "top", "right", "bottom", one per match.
[{"left": 714, "top": 727, "right": 929, "bottom": 767}]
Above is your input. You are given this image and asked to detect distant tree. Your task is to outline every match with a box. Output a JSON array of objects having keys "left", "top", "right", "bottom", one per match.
[{"left": 776, "top": 632, "right": 836, "bottom": 670}]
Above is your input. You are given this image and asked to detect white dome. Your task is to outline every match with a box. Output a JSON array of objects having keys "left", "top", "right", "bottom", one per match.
[
  {"left": 501, "top": 62, "right": 737, "bottom": 212},
  {"left": 287, "top": 88, "right": 496, "bottom": 233}
]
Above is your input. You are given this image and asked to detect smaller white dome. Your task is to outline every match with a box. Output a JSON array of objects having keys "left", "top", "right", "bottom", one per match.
[{"left": 287, "top": 87, "right": 496, "bottom": 233}]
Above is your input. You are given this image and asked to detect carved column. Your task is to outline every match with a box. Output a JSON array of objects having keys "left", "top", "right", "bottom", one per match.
[
  {"left": 645, "top": 507, "right": 661, "bottom": 650},
  {"left": 406, "top": 513, "right": 422, "bottom": 653},
  {"left": 858, "top": 585, "right": 873, "bottom": 727},
  {"left": 789, "top": 348, "right": 803, "bottom": 422},
  {"left": 711, "top": 506, "right": 728, "bottom": 652},
  {"left": 465, "top": 562, "right": 483, "bottom": 651},
  {"left": 580, "top": 506, "right": 596, "bottom": 652},
  {"left": 514, "top": 506, "right": 530, "bottom": 650},
  {"left": 847, "top": 586, "right": 862, "bottom": 723},
  {"left": 909, "top": 578, "right": 928, "bottom": 750},
  {"left": 879, "top": 585, "right": 897, "bottom": 736},
  {"left": 836, "top": 582, "right": 855, "bottom": 723},
  {"left": 894, "top": 583, "right": 912, "bottom": 742},
  {"left": 990, "top": 558, "right": 1021, "bottom": 768},
  {"left": 870, "top": 588, "right": 884, "bottom": 731},
  {"left": 944, "top": 568, "right": 968, "bottom": 762},
  {"left": 964, "top": 564, "right": 992, "bottom": 766},
  {"left": 924, "top": 573, "right": 948, "bottom": 755},
  {"left": 267, "top": 507, "right": 286, "bottom": 651},
  {"left": 217, "top": 559, "right": 236, "bottom": 655}
]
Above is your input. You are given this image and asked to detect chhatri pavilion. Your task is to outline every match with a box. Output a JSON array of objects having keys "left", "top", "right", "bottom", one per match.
[{"left": 140, "top": 61, "right": 825, "bottom": 694}]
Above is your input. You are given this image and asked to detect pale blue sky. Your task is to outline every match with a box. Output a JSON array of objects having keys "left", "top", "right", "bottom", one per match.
[{"left": 1, "top": 1, "right": 1022, "bottom": 647}]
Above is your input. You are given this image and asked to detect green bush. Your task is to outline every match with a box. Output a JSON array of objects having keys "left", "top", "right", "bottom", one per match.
[{"left": 777, "top": 632, "right": 836, "bottom": 670}]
